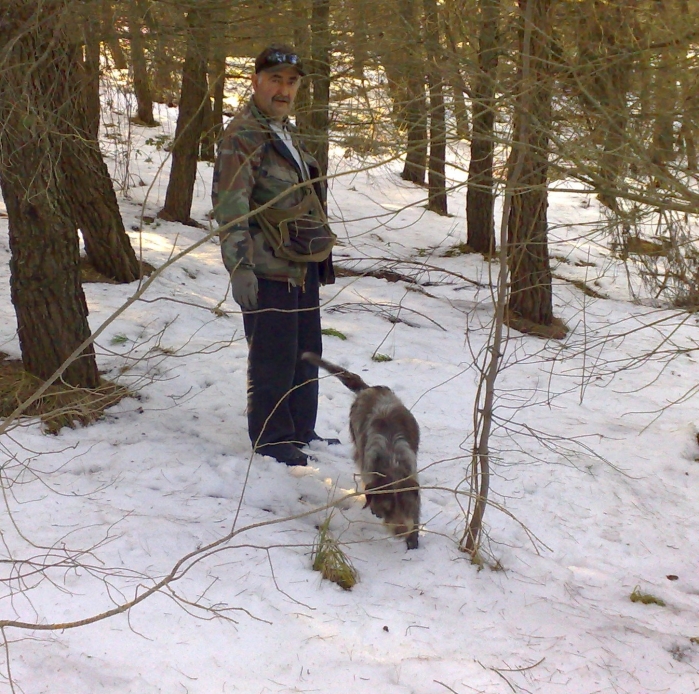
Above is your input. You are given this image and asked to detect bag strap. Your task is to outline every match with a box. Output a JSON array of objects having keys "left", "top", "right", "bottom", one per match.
[{"left": 251, "top": 185, "right": 327, "bottom": 227}]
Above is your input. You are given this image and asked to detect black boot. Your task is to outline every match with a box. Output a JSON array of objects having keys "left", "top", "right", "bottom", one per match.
[
  {"left": 258, "top": 442, "right": 309, "bottom": 467},
  {"left": 302, "top": 432, "right": 341, "bottom": 446}
]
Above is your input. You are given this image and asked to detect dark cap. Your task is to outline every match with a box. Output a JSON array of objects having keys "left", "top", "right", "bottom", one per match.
[{"left": 254, "top": 44, "right": 305, "bottom": 76}]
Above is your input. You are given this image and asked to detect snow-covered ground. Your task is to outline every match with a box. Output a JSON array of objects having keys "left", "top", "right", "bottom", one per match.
[{"left": 0, "top": 98, "right": 698, "bottom": 694}]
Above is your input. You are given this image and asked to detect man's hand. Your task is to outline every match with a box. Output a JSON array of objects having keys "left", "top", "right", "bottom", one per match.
[{"left": 231, "top": 268, "right": 258, "bottom": 310}]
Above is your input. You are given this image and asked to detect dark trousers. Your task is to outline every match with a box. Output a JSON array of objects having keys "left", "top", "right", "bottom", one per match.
[{"left": 242, "top": 263, "right": 322, "bottom": 451}]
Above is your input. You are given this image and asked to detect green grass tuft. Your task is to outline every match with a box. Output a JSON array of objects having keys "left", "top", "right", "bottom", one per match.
[
  {"left": 311, "top": 516, "right": 358, "bottom": 591},
  {"left": 372, "top": 353, "right": 392, "bottom": 362},
  {"left": 321, "top": 328, "right": 347, "bottom": 340},
  {"left": 110, "top": 334, "right": 129, "bottom": 346}
]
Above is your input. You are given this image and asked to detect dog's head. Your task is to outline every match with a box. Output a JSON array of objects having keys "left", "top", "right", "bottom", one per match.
[{"left": 364, "top": 474, "right": 420, "bottom": 549}]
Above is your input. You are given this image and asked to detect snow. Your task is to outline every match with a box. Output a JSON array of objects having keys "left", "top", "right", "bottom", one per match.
[{"left": 0, "top": 99, "right": 698, "bottom": 694}]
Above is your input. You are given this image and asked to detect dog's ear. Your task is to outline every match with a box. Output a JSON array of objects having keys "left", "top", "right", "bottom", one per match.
[{"left": 363, "top": 480, "right": 374, "bottom": 507}]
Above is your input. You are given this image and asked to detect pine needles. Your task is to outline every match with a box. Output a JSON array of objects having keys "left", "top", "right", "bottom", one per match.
[{"left": 0, "top": 357, "right": 128, "bottom": 433}]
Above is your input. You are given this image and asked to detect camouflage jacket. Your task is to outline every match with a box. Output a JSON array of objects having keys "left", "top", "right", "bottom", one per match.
[{"left": 212, "top": 99, "right": 335, "bottom": 286}]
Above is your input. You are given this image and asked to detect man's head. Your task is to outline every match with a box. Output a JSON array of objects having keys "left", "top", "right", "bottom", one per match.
[{"left": 252, "top": 44, "right": 305, "bottom": 122}]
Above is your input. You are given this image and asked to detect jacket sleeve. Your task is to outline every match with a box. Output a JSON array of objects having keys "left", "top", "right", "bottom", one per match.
[
  {"left": 302, "top": 154, "right": 335, "bottom": 285},
  {"left": 211, "top": 127, "right": 263, "bottom": 273}
]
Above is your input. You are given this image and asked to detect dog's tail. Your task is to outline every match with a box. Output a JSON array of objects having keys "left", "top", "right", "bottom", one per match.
[{"left": 302, "top": 352, "right": 369, "bottom": 393}]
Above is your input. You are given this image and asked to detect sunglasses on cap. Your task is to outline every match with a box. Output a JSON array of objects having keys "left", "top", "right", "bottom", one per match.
[{"left": 256, "top": 51, "right": 305, "bottom": 75}]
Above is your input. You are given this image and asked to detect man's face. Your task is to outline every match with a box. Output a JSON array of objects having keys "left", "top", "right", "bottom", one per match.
[{"left": 252, "top": 66, "right": 301, "bottom": 121}]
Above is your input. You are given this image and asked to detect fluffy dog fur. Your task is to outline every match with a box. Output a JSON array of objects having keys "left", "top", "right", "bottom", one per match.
[{"left": 302, "top": 352, "right": 420, "bottom": 549}]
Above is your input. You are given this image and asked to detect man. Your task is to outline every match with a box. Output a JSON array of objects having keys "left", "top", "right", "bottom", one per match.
[{"left": 212, "top": 44, "right": 338, "bottom": 467}]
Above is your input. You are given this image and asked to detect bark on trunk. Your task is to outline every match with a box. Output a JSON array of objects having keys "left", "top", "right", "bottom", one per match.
[
  {"left": 61, "top": 139, "right": 142, "bottom": 282},
  {"left": 507, "top": 0, "right": 554, "bottom": 326},
  {"left": 60, "top": 39, "right": 142, "bottom": 283},
  {"left": 424, "top": 0, "right": 448, "bottom": 215},
  {"left": 200, "top": 94, "right": 215, "bottom": 163},
  {"left": 293, "top": 0, "right": 313, "bottom": 135},
  {"left": 444, "top": 16, "right": 471, "bottom": 140},
  {"left": 399, "top": 0, "right": 427, "bottom": 185},
  {"left": 151, "top": 17, "right": 179, "bottom": 105},
  {"left": 467, "top": 0, "right": 501, "bottom": 254},
  {"left": 129, "top": 0, "right": 158, "bottom": 127},
  {"left": 2, "top": 181, "right": 99, "bottom": 388},
  {"left": 449, "top": 72, "right": 471, "bottom": 141},
  {"left": 679, "top": 0, "right": 697, "bottom": 170},
  {"left": 200, "top": 49, "right": 226, "bottom": 162},
  {"left": 576, "top": 0, "right": 635, "bottom": 209},
  {"left": 102, "top": 0, "right": 128, "bottom": 69},
  {"left": 158, "top": 7, "right": 210, "bottom": 225},
  {"left": 82, "top": 11, "right": 102, "bottom": 141},
  {"left": 307, "top": 0, "right": 331, "bottom": 178},
  {"left": 0, "top": 1, "right": 100, "bottom": 388},
  {"left": 351, "top": 0, "right": 369, "bottom": 79}
]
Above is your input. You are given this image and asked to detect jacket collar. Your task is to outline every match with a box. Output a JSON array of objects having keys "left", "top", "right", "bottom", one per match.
[{"left": 249, "top": 98, "right": 290, "bottom": 130}]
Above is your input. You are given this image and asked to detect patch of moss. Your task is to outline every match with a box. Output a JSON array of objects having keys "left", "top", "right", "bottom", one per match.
[
  {"left": 372, "top": 354, "right": 392, "bottom": 363},
  {"left": 441, "top": 242, "right": 477, "bottom": 258},
  {"left": 469, "top": 549, "right": 504, "bottom": 573}
]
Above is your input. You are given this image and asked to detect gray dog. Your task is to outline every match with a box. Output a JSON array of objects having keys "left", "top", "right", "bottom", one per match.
[{"left": 302, "top": 352, "right": 420, "bottom": 549}]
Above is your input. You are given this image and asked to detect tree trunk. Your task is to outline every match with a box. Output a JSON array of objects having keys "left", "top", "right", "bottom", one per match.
[
  {"left": 293, "top": 0, "right": 313, "bottom": 135},
  {"left": 449, "top": 72, "right": 471, "bottom": 141},
  {"left": 402, "top": 85, "right": 428, "bottom": 185},
  {"left": 375, "top": 10, "right": 411, "bottom": 131},
  {"left": 377, "top": 55, "right": 407, "bottom": 130},
  {"left": 648, "top": 0, "right": 680, "bottom": 177},
  {"left": 307, "top": 0, "right": 332, "bottom": 178},
  {"left": 424, "top": 0, "right": 448, "bottom": 215},
  {"left": 678, "top": 0, "right": 697, "bottom": 171},
  {"left": 59, "top": 38, "right": 142, "bottom": 283},
  {"left": 398, "top": 0, "right": 427, "bottom": 184},
  {"left": 507, "top": 0, "right": 554, "bottom": 327},
  {"left": 210, "top": 50, "right": 225, "bottom": 141},
  {"left": 444, "top": 14, "right": 471, "bottom": 140},
  {"left": 158, "top": 7, "right": 210, "bottom": 226},
  {"left": 102, "top": 0, "right": 128, "bottom": 69},
  {"left": 151, "top": 15, "right": 179, "bottom": 105},
  {"left": 0, "top": 1, "right": 100, "bottom": 388},
  {"left": 467, "top": 0, "right": 501, "bottom": 254},
  {"left": 680, "top": 94, "right": 698, "bottom": 172},
  {"left": 2, "top": 181, "right": 99, "bottom": 388},
  {"left": 128, "top": 0, "right": 158, "bottom": 127},
  {"left": 200, "top": 48, "right": 226, "bottom": 162},
  {"left": 82, "top": 10, "right": 102, "bottom": 141},
  {"left": 351, "top": 0, "right": 369, "bottom": 79},
  {"left": 61, "top": 145, "right": 143, "bottom": 282},
  {"left": 200, "top": 93, "right": 216, "bottom": 163},
  {"left": 576, "top": 0, "right": 635, "bottom": 209}
]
